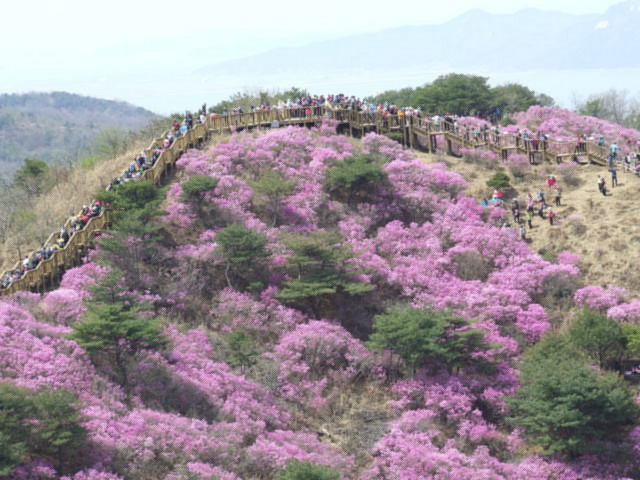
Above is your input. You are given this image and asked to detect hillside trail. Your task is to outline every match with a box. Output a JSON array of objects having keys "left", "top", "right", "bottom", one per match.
[{"left": 417, "top": 151, "right": 640, "bottom": 297}]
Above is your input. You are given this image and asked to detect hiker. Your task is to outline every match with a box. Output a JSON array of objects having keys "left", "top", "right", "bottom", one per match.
[
  {"left": 597, "top": 175, "right": 607, "bottom": 196},
  {"left": 526, "top": 193, "right": 534, "bottom": 212},
  {"left": 526, "top": 209, "right": 533, "bottom": 229},
  {"left": 512, "top": 206, "right": 520, "bottom": 224},
  {"left": 538, "top": 199, "right": 546, "bottom": 219},
  {"left": 611, "top": 142, "right": 618, "bottom": 159},
  {"left": 611, "top": 168, "right": 618, "bottom": 188},
  {"left": 554, "top": 187, "right": 562, "bottom": 207},
  {"left": 546, "top": 175, "right": 556, "bottom": 191},
  {"left": 519, "top": 224, "right": 526, "bottom": 241},
  {"left": 537, "top": 189, "right": 547, "bottom": 207},
  {"left": 598, "top": 135, "right": 605, "bottom": 147},
  {"left": 548, "top": 208, "right": 555, "bottom": 226}
]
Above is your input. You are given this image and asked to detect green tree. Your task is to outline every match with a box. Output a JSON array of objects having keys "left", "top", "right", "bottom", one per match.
[
  {"left": 276, "top": 231, "right": 373, "bottom": 318},
  {"left": 227, "top": 329, "right": 258, "bottom": 371},
  {"left": 95, "top": 181, "right": 167, "bottom": 287},
  {"left": 69, "top": 269, "right": 166, "bottom": 401},
  {"left": 412, "top": 74, "right": 493, "bottom": 115},
  {"left": 97, "top": 180, "right": 165, "bottom": 222},
  {"left": 486, "top": 172, "right": 510, "bottom": 190},
  {"left": 621, "top": 323, "right": 640, "bottom": 358},
  {"left": 181, "top": 175, "right": 219, "bottom": 218},
  {"left": 250, "top": 169, "right": 297, "bottom": 226},
  {"left": 0, "top": 383, "right": 87, "bottom": 475},
  {"left": 30, "top": 388, "right": 87, "bottom": 473},
  {"left": 13, "top": 158, "right": 50, "bottom": 195},
  {"left": 216, "top": 224, "right": 270, "bottom": 290},
  {"left": 366, "top": 304, "right": 491, "bottom": 373},
  {"left": 491, "top": 84, "right": 540, "bottom": 114},
  {"left": 367, "top": 86, "right": 417, "bottom": 108},
  {"left": 509, "top": 353, "right": 637, "bottom": 456},
  {"left": 325, "top": 155, "right": 387, "bottom": 207},
  {"left": 568, "top": 309, "right": 626, "bottom": 369},
  {"left": 275, "top": 459, "right": 340, "bottom": 480},
  {"left": 0, "top": 383, "right": 32, "bottom": 475},
  {"left": 535, "top": 93, "right": 556, "bottom": 107}
]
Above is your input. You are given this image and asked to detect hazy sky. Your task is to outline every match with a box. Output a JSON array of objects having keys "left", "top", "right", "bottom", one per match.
[
  {"left": 0, "top": 0, "right": 628, "bottom": 112},
  {"left": 1, "top": 0, "right": 622, "bottom": 55}
]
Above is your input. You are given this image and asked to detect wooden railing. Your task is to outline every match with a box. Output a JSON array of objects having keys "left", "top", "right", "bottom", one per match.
[{"left": 0, "top": 105, "right": 620, "bottom": 296}]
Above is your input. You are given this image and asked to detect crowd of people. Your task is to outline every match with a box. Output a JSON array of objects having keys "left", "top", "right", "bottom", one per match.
[
  {"left": 0, "top": 200, "right": 107, "bottom": 289},
  {"left": 3, "top": 95, "right": 640, "bottom": 291},
  {"left": 0, "top": 110, "right": 205, "bottom": 290},
  {"left": 483, "top": 175, "right": 561, "bottom": 242}
]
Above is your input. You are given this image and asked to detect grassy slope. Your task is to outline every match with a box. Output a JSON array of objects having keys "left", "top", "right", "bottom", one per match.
[
  {"left": 0, "top": 141, "right": 147, "bottom": 271},
  {"left": 416, "top": 150, "right": 640, "bottom": 297}
]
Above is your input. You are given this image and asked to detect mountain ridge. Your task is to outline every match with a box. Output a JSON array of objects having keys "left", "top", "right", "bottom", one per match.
[{"left": 0, "top": 91, "right": 159, "bottom": 176}]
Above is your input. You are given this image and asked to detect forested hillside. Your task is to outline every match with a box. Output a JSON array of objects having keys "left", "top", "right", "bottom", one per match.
[
  {"left": 1, "top": 118, "right": 639, "bottom": 480},
  {"left": 0, "top": 92, "right": 159, "bottom": 176}
]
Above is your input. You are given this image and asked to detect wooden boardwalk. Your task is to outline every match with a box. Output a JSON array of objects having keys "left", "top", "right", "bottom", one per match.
[{"left": 0, "top": 106, "right": 613, "bottom": 296}]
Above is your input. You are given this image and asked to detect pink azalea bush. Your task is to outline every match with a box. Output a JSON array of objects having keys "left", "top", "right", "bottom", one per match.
[
  {"left": 272, "top": 321, "right": 371, "bottom": 408},
  {"left": 607, "top": 300, "right": 640, "bottom": 323},
  {"left": 574, "top": 285, "right": 626, "bottom": 312},
  {"left": 511, "top": 105, "right": 640, "bottom": 154}
]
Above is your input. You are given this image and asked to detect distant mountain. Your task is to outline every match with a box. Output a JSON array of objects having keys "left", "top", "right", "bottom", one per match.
[
  {"left": 0, "top": 92, "right": 159, "bottom": 176},
  {"left": 198, "top": 1, "right": 640, "bottom": 75}
]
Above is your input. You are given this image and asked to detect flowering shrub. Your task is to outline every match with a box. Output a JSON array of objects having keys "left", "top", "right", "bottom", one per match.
[
  {"left": 272, "top": 321, "right": 371, "bottom": 408},
  {"left": 506, "top": 153, "right": 530, "bottom": 179},
  {"left": 512, "top": 105, "right": 640, "bottom": 155},
  {"left": 164, "top": 463, "right": 241, "bottom": 480},
  {"left": 246, "top": 430, "right": 354, "bottom": 476},
  {"left": 459, "top": 147, "right": 499, "bottom": 168},
  {"left": 607, "top": 300, "right": 640, "bottom": 323},
  {"left": 557, "top": 250, "right": 581, "bottom": 266},
  {"left": 557, "top": 161, "right": 581, "bottom": 187},
  {"left": 574, "top": 285, "right": 626, "bottom": 312},
  {"left": 61, "top": 470, "right": 124, "bottom": 480}
]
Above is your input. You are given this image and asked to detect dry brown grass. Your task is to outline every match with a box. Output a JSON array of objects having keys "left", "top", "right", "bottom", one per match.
[
  {"left": 416, "top": 151, "right": 640, "bottom": 297},
  {"left": 0, "top": 141, "right": 148, "bottom": 271}
]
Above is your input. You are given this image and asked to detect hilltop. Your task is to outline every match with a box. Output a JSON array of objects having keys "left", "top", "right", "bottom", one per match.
[
  {"left": 0, "top": 92, "right": 159, "bottom": 176},
  {"left": 1, "top": 118, "right": 639, "bottom": 480}
]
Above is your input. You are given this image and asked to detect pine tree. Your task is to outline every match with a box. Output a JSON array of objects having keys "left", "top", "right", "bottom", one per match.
[
  {"left": 69, "top": 268, "right": 166, "bottom": 401},
  {"left": 276, "top": 231, "right": 373, "bottom": 318}
]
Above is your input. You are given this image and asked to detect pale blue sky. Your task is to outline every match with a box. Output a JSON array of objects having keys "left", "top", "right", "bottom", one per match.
[{"left": 0, "top": 0, "right": 629, "bottom": 112}]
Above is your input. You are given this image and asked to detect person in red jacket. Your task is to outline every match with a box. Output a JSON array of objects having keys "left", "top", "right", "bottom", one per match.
[{"left": 547, "top": 208, "right": 555, "bottom": 226}]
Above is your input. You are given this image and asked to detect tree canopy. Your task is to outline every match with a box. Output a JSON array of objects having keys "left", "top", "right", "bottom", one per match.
[
  {"left": 509, "top": 352, "right": 637, "bottom": 456},
  {"left": 0, "top": 383, "right": 87, "bottom": 474},
  {"left": 367, "top": 74, "right": 554, "bottom": 116},
  {"left": 568, "top": 309, "right": 626, "bottom": 369},
  {"left": 276, "top": 231, "right": 373, "bottom": 318},
  {"left": 325, "top": 154, "right": 387, "bottom": 206},
  {"left": 366, "top": 304, "right": 491, "bottom": 373}
]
